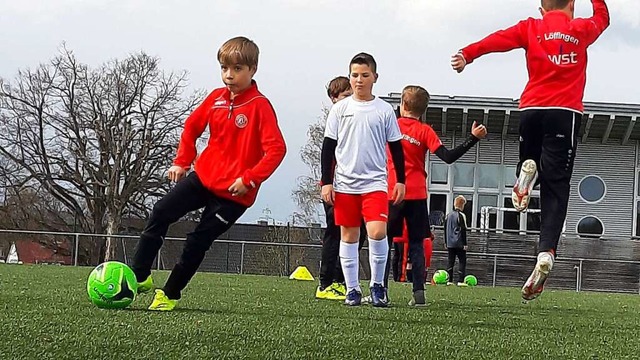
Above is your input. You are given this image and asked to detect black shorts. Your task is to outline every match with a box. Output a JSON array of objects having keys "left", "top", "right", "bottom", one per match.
[{"left": 388, "top": 199, "right": 430, "bottom": 239}]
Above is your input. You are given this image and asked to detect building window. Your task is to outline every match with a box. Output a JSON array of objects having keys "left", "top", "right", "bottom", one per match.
[
  {"left": 636, "top": 171, "right": 640, "bottom": 237},
  {"left": 503, "top": 165, "right": 517, "bottom": 188},
  {"left": 577, "top": 215, "right": 604, "bottom": 238},
  {"left": 429, "top": 193, "right": 448, "bottom": 226},
  {"left": 476, "top": 194, "right": 498, "bottom": 229},
  {"left": 503, "top": 197, "right": 520, "bottom": 231},
  {"left": 526, "top": 197, "right": 541, "bottom": 232},
  {"left": 636, "top": 201, "right": 640, "bottom": 237},
  {"left": 453, "top": 163, "right": 474, "bottom": 188},
  {"left": 430, "top": 163, "right": 448, "bottom": 185},
  {"left": 578, "top": 175, "right": 606, "bottom": 203},
  {"left": 477, "top": 164, "right": 501, "bottom": 189}
]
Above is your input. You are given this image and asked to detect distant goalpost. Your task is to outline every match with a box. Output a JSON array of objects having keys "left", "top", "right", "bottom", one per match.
[{"left": 479, "top": 206, "right": 541, "bottom": 233}]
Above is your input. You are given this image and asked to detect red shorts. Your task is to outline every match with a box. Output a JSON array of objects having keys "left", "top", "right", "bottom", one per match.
[{"left": 334, "top": 191, "right": 388, "bottom": 227}]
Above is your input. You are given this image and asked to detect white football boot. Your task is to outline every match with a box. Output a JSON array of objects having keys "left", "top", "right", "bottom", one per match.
[
  {"left": 512, "top": 159, "right": 538, "bottom": 212},
  {"left": 522, "top": 251, "right": 555, "bottom": 301}
]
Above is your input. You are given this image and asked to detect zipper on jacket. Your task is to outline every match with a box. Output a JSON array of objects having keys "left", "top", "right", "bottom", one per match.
[{"left": 228, "top": 101, "right": 234, "bottom": 119}]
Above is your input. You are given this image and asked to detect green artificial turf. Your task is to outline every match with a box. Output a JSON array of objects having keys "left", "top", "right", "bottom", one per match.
[{"left": 1, "top": 264, "right": 639, "bottom": 359}]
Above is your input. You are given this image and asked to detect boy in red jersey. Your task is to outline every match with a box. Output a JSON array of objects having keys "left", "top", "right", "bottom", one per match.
[
  {"left": 131, "top": 36, "right": 287, "bottom": 311},
  {"left": 452, "top": 0, "right": 609, "bottom": 300},
  {"left": 321, "top": 53, "right": 406, "bottom": 307},
  {"left": 386, "top": 85, "right": 486, "bottom": 306}
]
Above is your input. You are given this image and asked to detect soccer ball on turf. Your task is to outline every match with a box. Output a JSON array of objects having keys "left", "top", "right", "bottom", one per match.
[
  {"left": 432, "top": 269, "right": 449, "bottom": 285},
  {"left": 464, "top": 274, "right": 478, "bottom": 286},
  {"left": 87, "top": 261, "right": 138, "bottom": 309}
]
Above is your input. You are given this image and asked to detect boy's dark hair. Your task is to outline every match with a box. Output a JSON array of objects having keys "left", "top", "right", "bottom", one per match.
[
  {"left": 541, "top": 0, "right": 571, "bottom": 10},
  {"left": 326, "top": 76, "right": 351, "bottom": 99},
  {"left": 401, "top": 85, "right": 430, "bottom": 117},
  {"left": 349, "top": 52, "right": 377, "bottom": 73},
  {"left": 217, "top": 36, "right": 259, "bottom": 69}
]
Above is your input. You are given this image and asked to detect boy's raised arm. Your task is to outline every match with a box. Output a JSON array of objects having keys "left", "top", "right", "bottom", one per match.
[
  {"left": 575, "top": 0, "right": 610, "bottom": 45},
  {"left": 431, "top": 122, "right": 486, "bottom": 164},
  {"left": 459, "top": 20, "right": 529, "bottom": 65}
]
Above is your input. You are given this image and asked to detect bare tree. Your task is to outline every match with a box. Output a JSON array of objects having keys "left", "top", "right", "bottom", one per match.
[
  {"left": 0, "top": 45, "right": 202, "bottom": 263},
  {"left": 291, "top": 107, "right": 329, "bottom": 224}
]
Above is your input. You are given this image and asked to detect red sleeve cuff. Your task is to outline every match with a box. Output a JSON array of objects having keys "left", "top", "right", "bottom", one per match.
[
  {"left": 172, "top": 161, "right": 191, "bottom": 170},
  {"left": 241, "top": 172, "right": 257, "bottom": 189},
  {"left": 459, "top": 49, "right": 472, "bottom": 65}
]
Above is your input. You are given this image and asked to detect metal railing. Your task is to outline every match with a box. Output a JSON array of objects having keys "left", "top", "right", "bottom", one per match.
[{"left": 1, "top": 228, "right": 639, "bottom": 294}]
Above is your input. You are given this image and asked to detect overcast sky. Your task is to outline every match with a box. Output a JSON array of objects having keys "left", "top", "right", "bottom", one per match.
[{"left": 1, "top": 0, "right": 638, "bottom": 224}]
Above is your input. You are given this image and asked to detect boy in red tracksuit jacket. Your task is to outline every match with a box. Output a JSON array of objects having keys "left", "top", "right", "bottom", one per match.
[
  {"left": 386, "top": 85, "right": 486, "bottom": 306},
  {"left": 131, "top": 36, "right": 287, "bottom": 311},
  {"left": 452, "top": 0, "right": 609, "bottom": 301},
  {"left": 392, "top": 221, "right": 433, "bottom": 284}
]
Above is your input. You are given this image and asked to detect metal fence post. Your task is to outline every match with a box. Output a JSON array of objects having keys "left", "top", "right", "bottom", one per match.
[
  {"left": 74, "top": 234, "right": 80, "bottom": 266},
  {"left": 579, "top": 259, "right": 583, "bottom": 292},
  {"left": 492, "top": 255, "right": 497, "bottom": 287},
  {"left": 226, "top": 243, "right": 230, "bottom": 274},
  {"left": 157, "top": 249, "right": 161, "bottom": 271},
  {"left": 240, "top": 242, "right": 245, "bottom": 274},
  {"left": 286, "top": 223, "right": 291, "bottom": 275}
]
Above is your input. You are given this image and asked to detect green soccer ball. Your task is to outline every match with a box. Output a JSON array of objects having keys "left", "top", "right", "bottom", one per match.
[
  {"left": 464, "top": 274, "right": 478, "bottom": 287},
  {"left": 87, "top": 261, "right": 138, "bottom": 309},
  {"left": 433, "top": 269, "right": 449, "bottom": 285}
]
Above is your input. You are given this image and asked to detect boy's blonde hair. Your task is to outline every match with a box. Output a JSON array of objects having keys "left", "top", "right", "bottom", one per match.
[
  {"left": 401, "top": 85, "right": 430, "bottom": 117},
  {"left": 326, "top": 76, "right": 351, "bottom": 99},
  {"left": 454, "top": 195, "right": 467, "bottom": 210},
  {"left": 217, "top": 36, "right": 259, "bottom": 69}
]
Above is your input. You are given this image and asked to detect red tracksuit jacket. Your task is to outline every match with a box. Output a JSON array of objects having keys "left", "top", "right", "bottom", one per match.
[
  {"left": 386, "top": 118, "right": 444, "bottom": 200},
  {"left": 460, "top": 0, "right": 610, "bottom": 113},
  {"left": 173, "top": 81, "right": 286, "bottom": 207}
]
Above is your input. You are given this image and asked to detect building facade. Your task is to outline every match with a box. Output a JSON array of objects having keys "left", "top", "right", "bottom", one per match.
[{"left": 381, "top": 93, "right": 640, "bottom": 240}]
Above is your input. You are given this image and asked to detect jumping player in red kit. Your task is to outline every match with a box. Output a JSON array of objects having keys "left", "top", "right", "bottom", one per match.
[{"left": 452, "top": 0, "right": 609, "bottom": 300}]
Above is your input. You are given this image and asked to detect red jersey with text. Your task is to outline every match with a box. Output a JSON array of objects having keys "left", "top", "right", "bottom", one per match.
[
  {"left": 173, "top": 81, "right": 286, "bottom": 207},
  {"left": 387, "top": 118, "right": 443, "bottom": 200},
  {"left": 460, "top": 0, "right": 609, "bottom": 113}
]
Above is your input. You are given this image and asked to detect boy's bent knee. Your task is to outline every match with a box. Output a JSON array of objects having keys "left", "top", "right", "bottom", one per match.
[{"left": 366, "top": 221, "right": 387, "bottom": 240}]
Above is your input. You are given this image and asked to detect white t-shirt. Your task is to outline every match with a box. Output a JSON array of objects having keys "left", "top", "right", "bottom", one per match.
[{"left": 324, "top": 96, "right": 402, "bottom": 194}]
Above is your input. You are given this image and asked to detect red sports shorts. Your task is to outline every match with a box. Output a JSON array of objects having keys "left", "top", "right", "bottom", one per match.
[{"left": 334, "top": 191, "right": 388, "bottom": 227}]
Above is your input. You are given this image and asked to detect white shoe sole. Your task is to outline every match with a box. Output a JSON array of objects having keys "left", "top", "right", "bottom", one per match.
[
  {"left": 512, "top": 159, "right": 538, "bottom": 212},
  {"left": 521, "top": 256, "right": 553, "bottom": 301}
]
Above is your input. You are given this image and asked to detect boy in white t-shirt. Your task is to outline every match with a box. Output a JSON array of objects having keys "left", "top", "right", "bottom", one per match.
[{"left": 320, "top": 52, "right": 406, "bottom": 307}]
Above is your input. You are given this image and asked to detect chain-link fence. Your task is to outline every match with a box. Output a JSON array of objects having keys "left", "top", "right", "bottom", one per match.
[{"left": 1, "top": 228, "right": 639, "bottom": 294}]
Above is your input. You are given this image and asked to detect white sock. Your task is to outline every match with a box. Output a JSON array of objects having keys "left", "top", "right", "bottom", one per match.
[
  {"left": 368, "top": 237, "right": 389, "bottom": 287},
  {"left": 339, "top": 241, "right": 360, "bottom": 293}
]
